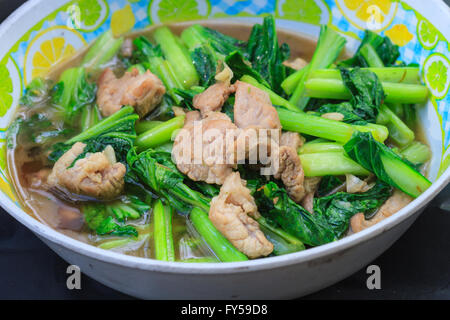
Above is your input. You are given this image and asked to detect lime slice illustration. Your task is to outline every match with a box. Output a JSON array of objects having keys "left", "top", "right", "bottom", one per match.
[
  {"left": 424, "top": 54, "right": 450, "bottom": 100},
  {"left": 417, "top": 19, "right": 439, "bottom": 50},
  {"left": 71, "top": 0, "right": 109, "bottom": 32},
  {"left": 276, "top": 0, "right": 323, "bottom": 25},
  {"left": 427, "top": 60, "right": 447, "bottom": 93},
  {"left": 149, "top": 0, "right": 210, "bottom": 24},
  {"left": 0, "top": 65, "right": 13, "bottom": 117}
]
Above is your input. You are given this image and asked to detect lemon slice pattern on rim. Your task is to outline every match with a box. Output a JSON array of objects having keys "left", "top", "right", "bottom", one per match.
[
  {"left": 111, "top": 4, "right": 136, "bottom": 37},
  {"left": 423, "top": 53, "right": 450, "bottom": 100},
  {"left": 276, "top": 0, "right": 330, "bottom": 26},
  {"left": 68, "top": 0, "right": 109, "bottom": 33},
  {"left": 24, "top": 26, "right": 86, "bottom": 85},
  {"left": 384, "top": 24, "right": 414, "bottom": 47},
  {"left": 336, "top": 0, "right": 398, "bottom": 31},
  {"left": 148, "top": 0, "right": 211, "bottom": 24},
  {"left": 31, "top": 38, "right": 76, "bottom": 79},
  {"left": 417, "top": 19, "right": 440, "bottom": 50}
]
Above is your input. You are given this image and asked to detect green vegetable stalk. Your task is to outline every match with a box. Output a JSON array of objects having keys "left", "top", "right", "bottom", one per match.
[
  {"left": 309, "top": 67, "right": 421, "bottom": 84},
  {"left": 300, "top": 152, "right": 370, "bottom": 177},
  {"left": 398, "top": 141, "right": 431, "bottom": 165},
  {"left": 153, "top": 27, "right": 199, "bottom": 89},
  {"left": 285, "top": 25, "right": 347, "bottom": 109},
  {"left": 80, "top": 104, "right": 100, "bottom": 132},
  {"left": 136, "top": 120, "right": 163, "bottom": 135},
  {"left": 82, "top": 30, "right": 124, "bottom": 71},
  {"left": 377, "top": 104, "right": 415, "bottom": 147},
  {"left": 277, "top": 108, "right": 389, "bottom": 143},
  {"left": 344, "top": 132, "right": 431, "bottom": 197},
  {"left": 52, "top": 67, "right": 96, "bottom": 122},
  {"left": 153, "top": 199, "right": 176, "bottom": 262},
  {"left": 190, "top": 208, "right": 248, "bottom": 262},
  {"left": 304, "top": 78, "right": 429, "bottom": 104},
  {"left": 135, "top": 115, "right": 185, "bottom": 152}
]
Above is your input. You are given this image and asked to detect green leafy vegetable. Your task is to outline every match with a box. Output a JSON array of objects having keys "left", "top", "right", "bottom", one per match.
[
  {"left": 20, "top": 78, "right": 51, "bottom": 107},
  {"left": 225, "top": 51, "right": 270, "bottom": 88},
  {"left": 317, "top": 175, "right": 344, "bottom": 197},
  {"left": 246, "top": 15, "right": 290, "bottom": 94},
  {"left": 314, "top": 180, "right": 391, "bottom": 237},
  {"left": 49, "top": 106, "right": 138, "bottom": 164},
  {"left": 339, "top": 30, "right": 400, "bottom": 68},
  {"left": 339, "top": 68, "right": 385, "bottom": 123},
  {"left": 254, "top": 182, "right": 336, "bottom": 246},
  {"left": 83, "top": 203, "right": 138, "bottom": 237},
  {"left": 344, "top": 132, "right": 431, "bottom": 197}
]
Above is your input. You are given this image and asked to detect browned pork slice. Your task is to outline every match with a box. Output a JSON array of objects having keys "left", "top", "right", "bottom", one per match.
[
  {"left": 172, "top": 111, "right": 238, "bottom": 185},
  {"left": 193, "top": 82, "right": 235, "bottom": 117},
  {"left": 48, "top": 142, "right": 126, "bottom": 199},
  {"left": 350, "top": 190, "right": 413, "bottom": 233},
  {"left": 280, "top": 131, "right": 304, "bottom": 150},
  {"left": 274, "top": 146, "right": 306, "bottom": 203},
  {"left": 271, "top": 131, "right": 307, "bottom": 203},
  {"left": 209, "top": 172, "right": 273, "bottom": 258},
  {"left": 97, "top": 68, "right": 165, "bottom": 118},
  {"left": 233, "top": 81, "right": 281, "bottom": 130},
  {"left": 301, "top": 177, "right": 322, "bottom": 213}
]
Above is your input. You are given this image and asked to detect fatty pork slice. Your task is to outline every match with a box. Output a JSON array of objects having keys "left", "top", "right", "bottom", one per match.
[
  {"left": 209, "top": 172, "right": 274, "bottom": 259},
  {"left": 350, "top": 189, "right": 413, "bottom": 233},
  {"left": 47, "top": 142, "right": 126, "bottom": 199},
  {"left": 193, "top": 82, "right": 235, "bottom": 117},
  {"left": 233, "top": 81, "right": 281, "bottom": 130},
  {"left": 172, "top": 111, "right": 238, "bottom": 185},
  {"left": 97, "top": 68, "right": 165, "bottom": 118}
]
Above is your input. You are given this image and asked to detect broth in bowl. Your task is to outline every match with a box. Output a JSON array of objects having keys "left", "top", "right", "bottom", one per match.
[{"left": 7, "top": 16, "right": 432, "bottom": 262}]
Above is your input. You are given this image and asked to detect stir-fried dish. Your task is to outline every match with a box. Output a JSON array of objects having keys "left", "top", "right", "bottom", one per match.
[{"left": 7, "top": 16, "right": 432, "bottom": 262}]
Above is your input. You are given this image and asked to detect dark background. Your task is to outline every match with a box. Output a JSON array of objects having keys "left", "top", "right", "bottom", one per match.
[{"left": 0, "top": 0, "right": 449, "bottom": 300}]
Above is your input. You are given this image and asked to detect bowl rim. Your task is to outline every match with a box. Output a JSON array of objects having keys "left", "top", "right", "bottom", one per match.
[{"left": 0, "top": 0, "right": 449, "bottom": 275}]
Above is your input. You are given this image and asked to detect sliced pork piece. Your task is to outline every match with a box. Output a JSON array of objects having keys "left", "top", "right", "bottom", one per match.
[
  {"left": 172, "top": 111, "right": 238, "bottom": 185},
  {"left": 283, "top": 57, "right": 308, "bottom": 71},
  {"left": 209, "top": 172, "right": 273, "bottom": 258},
  {"left": 350, "top": 189, "right": 413, "bottom": 233},
  {"left": 57, "top": 206, "right": 84, "bottom": 231},
  {"left": 233, "top": 81, "right": 281, "bottom": 130},
  {"left": 193, "top": 82, "right": 235, "bottom": 117},
  {"left": 301, "top": 177, "right": 322, "bottom": 213},
  {"left": 97, "top": 68, "right": 165, "bottom": 118},
  {"left": 48, "top": 142, "right": 126, "bottom": 199},
  {"left": 270, "top": 131, "right": 307, "bottom": 203},
  {"left": 274, "top": 146, "right": 306, "bottom": 203},
  {"left": 280, "top": 131, "right": 305, "bottom": 150}
]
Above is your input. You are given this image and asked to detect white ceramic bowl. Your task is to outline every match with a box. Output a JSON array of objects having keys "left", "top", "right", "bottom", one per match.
[{"left": 0, "top": 0, "right": 449, "bottom": 299}]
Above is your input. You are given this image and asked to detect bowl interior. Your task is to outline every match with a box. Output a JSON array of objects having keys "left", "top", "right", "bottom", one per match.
[{"left": 0, "top": 0, "right": 449, "bottom": 266}]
